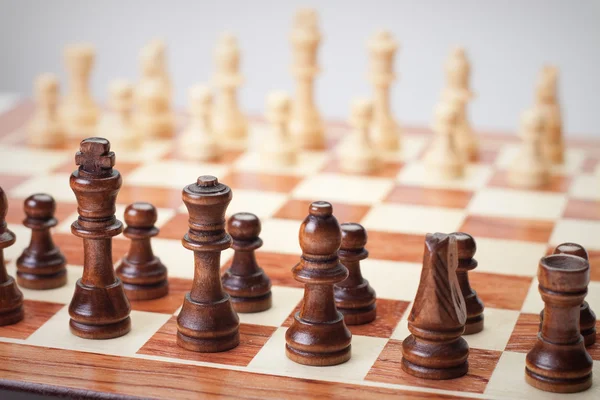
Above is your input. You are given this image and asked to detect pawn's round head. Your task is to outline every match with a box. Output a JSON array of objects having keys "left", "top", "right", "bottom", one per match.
[
  {"left": 24, "top": 193, "right": 56, "bottom": 220},
  {"left": 299, "top": 201, "right": 342, "bottom": 256},
  {"left": 124, "top": 202, "right": 157, "bottom": 228},
  {"left": 340, "top": 223, "right": 367, "bottom": 251},
  {"left": 266, "top": 91, "right": 290, "bottom": 121},
  {"left": 350, "top": 98, "right": 373, "bottom": 125},
  {"left": 228, "top": 212, "right": 261, "bottom": 240},
  {"left": 453, "top": 231, "right": 476, "bottom": 260},
  {"left": 554, "top": 242, "right": 588, "bottom": 260}
]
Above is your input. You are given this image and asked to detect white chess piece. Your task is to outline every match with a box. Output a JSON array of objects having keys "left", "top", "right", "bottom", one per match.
[
  {"left": 508, "top": 107, "right": 550, "bottom": 187},
  {"left": 212, "top": 33, "right": 247, "bottom": 148},
  {"left": 338, "top": 98, "right": 380, "bottom": 173},
  {"left": 98, "top": 80, "right": 140, "bottom": 150},
  {"left": 368, "top": 30, "right": 401, "bottom": 153},
  {"left": 440, "top": 47, "right": 477, "bottom": 162},
  {"left": 535, "top": 65, "right": 563, "bottom": 164},
  {"left": 261, "top": 91, "right": 297, "bottom": 167},
  {"left": 179, "top": 84, "right": 221, "bottom": 161},
  {"left": 289, "top": 8, "right": 325, "bottom": 150},
  {"left": 28, "top": 73, "right": 65, "bottom": 147},
  {"left": 424, "top": 101, "right": 464, "bottom": 179},
  {"left": 61, "top": 44, "right": 99, "bottom": 139}
]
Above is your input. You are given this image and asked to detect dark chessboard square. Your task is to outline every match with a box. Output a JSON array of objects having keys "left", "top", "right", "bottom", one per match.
[
  {"left": 129, "top": 277, "right": 191, "bottom": 314},
  {"left": 274, "top": 199, "right": 371, "bottom": 224},
  {"left": 137, "top": 316, "right": 276, "bottom": 367},
  {"left": 469, "top": 272, "right": 532, "bottom": 311},
  {"left": 563, "top": 198, "right": 600, "bottom": 221},
  {"left": 366, "top": 231, "right": 425, "bottom": 263},
  {"left": 487, "top": 170, "right": 572, "bottom": 193},
  {"left": 0, "top": 300, "right": 63, "bottom": 340},
  {"left": 221, "top": 251, "right": 301, "bottom": 288},
  {"left": 320, "top": 158, "right": 404, "bottom": 179},
  {"left": 365, "top": 339, "right": 502, "bottom": 394},
  {"left": 117, "top": 185, "right": 183, "bottom": 210},
  {"left": 384, "top": 184, "right": 473, "bottom": 209},
  {"left": 460, "top": 215, "right": 555, "bottom": 243},
  {"left": 221, "top": 171, "right": 304, "bottom": 193}
]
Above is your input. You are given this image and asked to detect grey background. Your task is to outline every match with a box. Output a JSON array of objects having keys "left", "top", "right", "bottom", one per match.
[{"left": 0, "top": 0, "right": 599, "bottom": 136}]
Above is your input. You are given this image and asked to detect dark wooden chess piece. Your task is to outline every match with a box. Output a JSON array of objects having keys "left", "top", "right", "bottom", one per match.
[
  {"left": 177, "top": 176, "right": 239, "bottom": 352},
  {"left": 453, "top": 232, "right": 484, "bottom": 334},
  {"left": 221, "top": 212, "right": 272, "bottom": 313},
  {"left": 538, "top": 243, "right": 596, "bottom": 347},
  {"left": 334, "top": 222, "right": 376, "bottom": 325},
  {"left": 286, "top": 201, "right": 352, "bottom": 366},
  {"left": 526, "top": 253, "right": 593, "bottom": 393},
  {"left": 16, "top": 193, "right": 67, "bottom": 290},
  {"left": 68, "top": 138, "right": 131, "bottom": 339},
  {"left": 402, "top": 232, "right": 469, "bottom": 380},
  {"left": 116, "top": 202, "right": 169, "bottom": 301},
  {"left": 0, "top": 186, "right": 24, "bottom": 326}
]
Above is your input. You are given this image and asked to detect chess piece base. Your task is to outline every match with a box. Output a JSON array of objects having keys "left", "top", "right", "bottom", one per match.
[
  {"left": 525, "top": 369, "right": 592, "bottom": 394},
  {"left": 229, "top": 292, "right": 272, "bottom": 313},
  {"left": 401, "top": 357, "right": 468, "bottom": 380},
  {"left": 401, "top": 334, "right": 469, "bottom": 379},
  {"left": 337, "top": 304, "right": 376, "bottom": 325},
  {"left": 463, "top": 314, "right": 484, "bottom": 335},
  {"left": 123, "top": 279, "right": 169, "bottom": 301},
  {"left": 17, "top": 270, "right": 67, "bottom": 290},
  {"left": 0, "top": 276, "right": 24, "bottom": 326}
]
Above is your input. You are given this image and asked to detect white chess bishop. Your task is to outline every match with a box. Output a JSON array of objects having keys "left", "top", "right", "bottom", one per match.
[
  {"left": 424, "top": 100, "right": 465, "bottom": 179},
  {"left": 178, "top": 84, "right": 221, "bottom": 162},
  {"left": 261, "top": 91, "right": 297, "bottom": 167},
  {"left": 509, "top": 107, "right": 550, "bottom": 187},
  {"left": 338, "top": 98, "right": 380, "bottom": 173}
]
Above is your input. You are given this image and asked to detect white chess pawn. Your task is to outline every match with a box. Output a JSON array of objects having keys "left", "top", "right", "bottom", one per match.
[
  {"left": 133, "top": 79, "right": 175, "bottom": 139},
  {"left": 261, "top": 91, "right": 296, "bottom": 167},
  {"left": 178, "top": 84, "right": 221, "bottom": 161},
  {"left": 424, "top": 101, "right": 464, "bottom": 179},
  {"left": 98, "top": 80, "right": 140, "bottom": 150},
  {"left": 535, "top": 66, "right": 563, "bottom": 164},
  {"left": 338, "top": 98, "right": 380, "bottom": 173},
  {"left": 212, "top": 33, "right": 247, "bottom": 148},
  {"left": 28, "top": 73, "right": 65, "bottom": 147},
  {"left": 508, "top": 107, "right": 550, "bottom": 187},
  {"left": 140, "top": 39, "right": 171, "bottom": 98}
]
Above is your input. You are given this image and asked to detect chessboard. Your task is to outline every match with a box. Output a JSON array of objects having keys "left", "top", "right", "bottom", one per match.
[{"left": 0, "top": 97, "right": 598, "bottom": 400}]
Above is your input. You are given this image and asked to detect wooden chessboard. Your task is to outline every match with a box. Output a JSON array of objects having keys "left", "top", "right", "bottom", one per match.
[{"left": 0, "top": 98, "right": 599, "bottom": 400}]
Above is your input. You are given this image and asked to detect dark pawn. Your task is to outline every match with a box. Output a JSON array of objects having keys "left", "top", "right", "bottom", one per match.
[
  {"left": 402, "top": 233, "right": 468, "bottom": 380},
  {"left": 334, "top": 223, "right": 376, "bottom": 325},
  {"left": 116, "top": 203, "right": 168, "bottom": 301},
  {"left": 286, "top": 201, "right": 352, "bottom": 366},
  {"left": 16, "top": 194, "right": 67, "bottom": 290},
  {"left": 454, "top": 232, "right": 484, "bottom": 334},
  {"left": 221, "top": 212, "right": 272, "bottom": 313},
  {"left": 177, "top": 176, "right": 239, "bottom": 353},
  {"left": 540, "top": 243, "right": 596, "bottom": 347},
  {"left": 0, "top": 187, "right": 24, "bottom": 326},
  {"left": 526, "top": 254, "right": 593, "bottom": 393}
]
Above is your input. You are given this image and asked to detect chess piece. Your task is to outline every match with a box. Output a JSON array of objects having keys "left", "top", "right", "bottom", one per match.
[
  {"left": 441, "top": 47, "right": 477, "bottom": 161},
  {"left": 535, "top": 66, "right": 564, "bottom": 164},
  {"left": 221, "top": 212, "right": 272, "bottom": 313},
  {"left": 68, "top": 138, "right": 131, "bottom": 339},
  {"left": 424, "top": 101, "right": 464, "bottom": 179},
  {"left": 402, "top": 232, "right": 468, "bottom": 380},
  {"left": 261, "top": 91, "right": 297, "bottom": 167},
  {"left": 334, "top": 223, "right": 376, "bottom": 325},
  {"left": 177, "top": 176, "right": 239, "bottom": 352},
  {"left": 61, "top": 44, "right": 99, "bottom": 139},
  {"left": 134, "top": 79, "right": 175, "bottom": 140},
  {"left": 526, "top": 253, "right": 593, "bottom": 393},
  {"left": 0, "top": 187, "right": 24, "bottom": 326},
  {"left": 368, "top": 30, "right": 401, "bottom": 153},
  {"left": 508, "top": 107, "right": 550, "bottom": 187},
  {"left": 338, "top": 98, "right": 380, "bottom": 173},
  {"left": 453, "top": 232, "right": 484, "bottom": 334},
  {"left": 140, "top": 39, "right": 171, "bottom": 97},
  {"left": 539, "top": 243, "right": 596, "bottom": 347},
  {"left": 179, "top": 84, "right": 221, "bottom": 161},
  {"left": 98, "top": 80, "right": 140, "bottom": 150},
  {"left": 212, "top": 33, "right": 247, "bottom": 148},
  {"left": 28, "top": 73, "right": 65, "bottom": 148},
  {"left": 16, "top": 194, "right": 67, "bottom": 290},
  {"left": 286, "top": 201, "right": 352, "bottom": 366},
  {"left": 116, "top": 203, "right": 168, "bottom": 301},
  {"left": 289, "top": 8, "right": 325, "bottom": 150}
]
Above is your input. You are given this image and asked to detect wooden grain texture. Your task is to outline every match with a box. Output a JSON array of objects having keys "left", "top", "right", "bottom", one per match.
[
  {"left": 283, "top": 298, "right": 409, "bottom": 338},
  {"left": 139, "top": 316, "right": 275, "bottom": 367},
  {"left": 0, "top": 342, "right": 464, "bottom": 400},
  {"left": 222, "top": 171, "right": 304, "bottom": 193},
  {"left": 384, "top": 185, "right": 473, "bottom": 209},
  {"left": 459, "top": 215, "right": 555, "bottom": 243},
  {"left": 365, "top": 339, "right": 502, "bottom": 394},
  {"left": 118, "top": 185, "right": 183, "bottom": 209},
  {"left": 488, "top": 170, "right": 572, "bottom": 193},
  {"left": 5, "top": 197, "right": 76, "bottom": 226},
  {"left": 129, "top": 277, "right": 189, "bottom": 314},
  {"left": 469, "top": 272, "right": 532, "bottom": 310},
  {"left": 563, "top": 198, "right": 600, "bottom": 221},
  {"left": 506, "top": 313, "right": 600, "bottom": 361},
  {"left": 366, "top": 231, "right": 425, "bottom": 262},
  {"left": 581, "top": 156, "right": 599, "bottom": 173},
  {"left": 0, "top": 300, "right": 63, "bottom": 339},
  {"left": 222, "top": 251, "right": 301, "bottom": 288},
  {"left": 53, "top": 159, "right": 142, "bottom": 176},
  {"left": 321, "top": 158, "right": 403, "bottom": 178},
  {"left": 0, "top": 174, "right": 29, "bottom": 191},
  {"left": 165, "top": 148, "right": 244, "bottom": 165},
  {"left": 53, "top": 233, "right": 129, "bottom": 266},
  {"left": 274, "top": 199, "right": 371, "bottom": 224},
  {"left": 0, "top": 100, "right": 33, "bottom": 138}
]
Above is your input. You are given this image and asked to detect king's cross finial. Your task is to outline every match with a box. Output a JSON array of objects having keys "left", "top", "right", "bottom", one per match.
[{"left": 75, "top": 137, "right": 115, "bottom": 174}]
